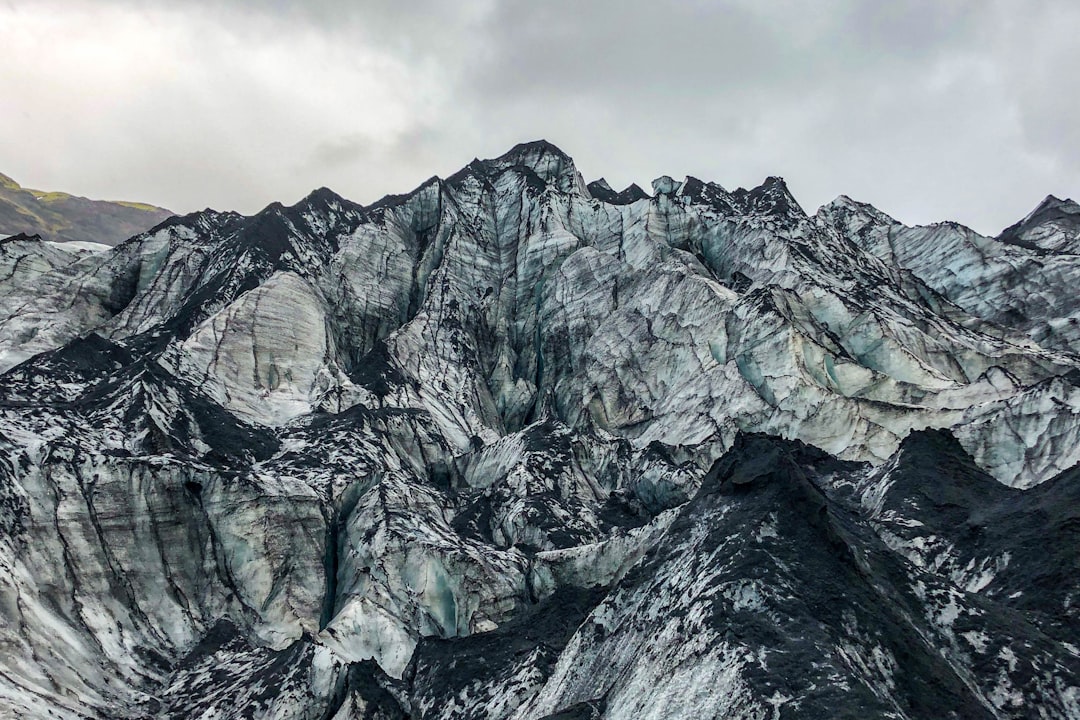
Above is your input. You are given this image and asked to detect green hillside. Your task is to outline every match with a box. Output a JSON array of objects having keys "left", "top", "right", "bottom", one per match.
[{"left": 0, "top": 172, "right": 172, "bottom": 246}]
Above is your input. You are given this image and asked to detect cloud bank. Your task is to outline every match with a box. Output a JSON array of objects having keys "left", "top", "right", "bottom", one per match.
[{"left": 1, "top": 0, "right": 1077, "bottom": 234}]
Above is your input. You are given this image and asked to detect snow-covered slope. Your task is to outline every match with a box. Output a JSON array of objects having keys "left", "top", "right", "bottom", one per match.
[{"left": 1, "top": 141, "right": 1079, "bottom": 719}]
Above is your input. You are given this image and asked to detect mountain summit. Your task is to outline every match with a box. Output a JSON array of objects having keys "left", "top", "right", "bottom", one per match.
[{"left": 1, "top": 142, "right": 1079, "bottom": 719}]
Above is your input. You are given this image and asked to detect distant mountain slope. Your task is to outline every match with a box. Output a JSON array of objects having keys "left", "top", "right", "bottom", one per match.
[{"left": 0, "top": 171, "right": 172, "bottom": 246}]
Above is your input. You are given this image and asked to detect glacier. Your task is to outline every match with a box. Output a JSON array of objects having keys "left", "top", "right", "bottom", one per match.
[{"left": 0, "top": 140, "right": 1079, "bottom": 718}]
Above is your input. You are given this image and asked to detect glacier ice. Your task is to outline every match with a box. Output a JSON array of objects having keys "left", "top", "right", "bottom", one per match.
[{"left": 1, "top": 141, "right": 1080, "bottom": 718}]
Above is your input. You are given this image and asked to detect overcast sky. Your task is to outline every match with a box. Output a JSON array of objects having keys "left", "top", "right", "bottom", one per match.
[{"left": 2, "top": 0, "right": 1077, "bottom": 235}]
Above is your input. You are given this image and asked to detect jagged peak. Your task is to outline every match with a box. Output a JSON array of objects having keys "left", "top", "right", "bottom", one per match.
[
  {"left": 413, "top": 174, "right": 445, "bottom": 194},
  {"left": 443, "top": 157, "right": 494, "bottom": 190},
  {"left": 0, "top": 231, "right": 44, "bottom": 246},
  {"left": 701, "top": 431, "right": 850, "bottom": 496},
  {"left": 493, "top": 139, "right": 574, "bottom": 166},
  {"left": 887, "top": 427, "right": 1013, "bottom": 502},
  {"left": 826, "top": 194, "right": 862, "bottom": 209},
  {"left": 678, "top": 176, "right": 738, "bottom": 212},
  {"left": 300, "top": 186, "right": 347, "bottom": 207},
  {"left": 1032, "top": 194, "right": 1080, "bottom": 216},
  {"left": 366, "top": 175, "right": 448, "bottom": 214},
  {"left": 997, "top": 193, "right": 1080, "bottom": 251},
  {"left": 816, "top": 194, "right": 898, "bottom": 226},
  {"left": 896, "top": 426, "right": 969, "bottom": 456},
  {"left": 260, "top": 187, "right": 357, "bottom": 220},
  {"left": 290, "top": 187, "right": 366, "bottom": 224},
  {"left": 651, "top": 176, "right": 683, "bottom": 196},
  {"left": 586, "top": 178, "right": 649, "bottom": 205},
  {"left": 757, "top": 176, "right": 798, "bottom": 201},
  {"left": 729, "top": 175, "right": 805, "bottom": 218},
  {"left": 113, "top": 208, "right": 240, "bottom": 249},
  {"left": 681, "top": 175, "right": 729, "bottom": 194},
  {"left": 589, "top": 177, "right": 614, "bottom": 193},
  {"left": 155, "top": 195, "right": 337, "bottom": 266},
  {"left": 1010, "top": 194, "right": 1080, "bottom": 229},
  {"left": 483, "top": 139, "right": 588, "bottom": 195},
  {"left": 230, "top": 205, "right": 315, "bottom": 264},
  {"left": 258, "top": 200, "right": 286, "bottom": 215}
]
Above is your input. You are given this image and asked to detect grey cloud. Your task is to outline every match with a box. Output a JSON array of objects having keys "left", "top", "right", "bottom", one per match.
[
  {"left": 471, "top": 0, "right": 984, "bottom": 98},
  {"left": 1, "top": 0, "right": 1077, "bottom": 235},
  {"left": 473, "top": 2, "right": 817, "bottom": 100},
  {"left": 98, "top": 0, "right": 490, "bottom": 58},
  {"left": 991, "top": 2, "right": 1080, "bottom": 168},
  {"left": 839, "top": 1, "right": 984, "bottom": 56},
  {"left": 444, "top": 0, "right": 1077, "bottom": 232},
  {"left": 307, "top": 134, "right": 378, "bottom": 171}
]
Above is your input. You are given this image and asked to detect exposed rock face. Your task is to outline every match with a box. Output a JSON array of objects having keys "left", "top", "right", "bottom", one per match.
[{"left": 1, "top": 140, "right": 1079, "bottom": 718}]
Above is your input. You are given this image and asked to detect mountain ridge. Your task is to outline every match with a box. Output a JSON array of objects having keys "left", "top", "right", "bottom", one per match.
[{"left": 0, "top": 171, "right": 173, "bottom": 246}]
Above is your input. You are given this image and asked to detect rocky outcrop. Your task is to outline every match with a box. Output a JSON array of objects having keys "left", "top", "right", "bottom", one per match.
[{"left": 1, "top": 141, "right": 1079, "bottom": 718}]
